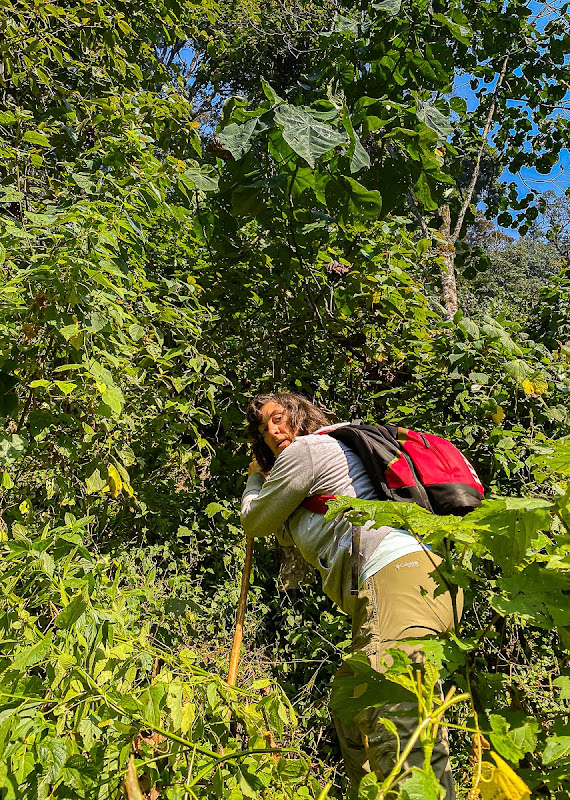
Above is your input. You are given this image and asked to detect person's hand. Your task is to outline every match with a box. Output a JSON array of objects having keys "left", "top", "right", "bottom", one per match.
[{"left": 248, "top": 457, "right": 264, "bottom": 475}]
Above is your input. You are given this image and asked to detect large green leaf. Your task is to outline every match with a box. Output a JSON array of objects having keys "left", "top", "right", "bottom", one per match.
[
  {"left": 481, "top": 318, "right": 523, "bottom": 354},
  {"left": 416, "top": 102, "right": 453, "bottom": 141},
  {"left": 489, "top": 714, "right": 538, "bottom": 763},
  {"left": 413, "top": 172, "right": 438, "bottom": 211},
  {"left": 0, "top": 434, "right": 27, "bottom": 467},
  {"left": 180, "top": 166, "right": 219, "bottom": 193},
  {"left": 274, "top": 105, "right": 347, "bottom": 168},
  {"left": 543, "top": 735, "right": 570, "bottom": 765},
  {"left": 11, "top": 634, "right": 53, "bottom": 672},
  {"left": 231, "top": 184, "right": 266, "bottom": 217},
  {"left": 491, "top": 564, "right": 570, "bottom": 628},
  {"left": 372, "top": 0, "right": 402, "bottom": 13},
  {"left": 476, "top": 499, "right": 551, "bottom": 575},
  {"left": 326, "top": 176, "right": 382, "bottom": 225},
  {"left": 218, "top": 118, "right": 260, "bottom": 159},
  {"left": 23, "top": 130, "right": 50, "bottom": 147},
  {"left": 100, "top": 386, "right": 124, "bottom": 417},
  {"left": 330, "top": 652, "right": 416, "bottom": 723},
  {"left": 55, "top": 592, "right": 88, "bottom": 629},
  {"left": 400, "top": 768, "right": 444, "bottom": 800},
  {"left": 342, "top": 106, "right": 371, "bottom": 174},
  {"left": 504, "top": 359, "right": 532, "bottom": 384}
]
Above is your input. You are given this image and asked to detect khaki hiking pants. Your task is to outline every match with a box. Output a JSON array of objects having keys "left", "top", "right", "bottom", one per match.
[{"left": 332, "top": 550, "right": 463, "bottom": 798}]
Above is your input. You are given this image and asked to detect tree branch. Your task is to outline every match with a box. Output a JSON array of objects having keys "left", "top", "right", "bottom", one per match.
[{"left": 451, "top": 54, "right": 510, "bottom": 244}]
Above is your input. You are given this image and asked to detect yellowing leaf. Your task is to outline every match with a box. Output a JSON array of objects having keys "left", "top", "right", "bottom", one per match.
[
  {"left": 107, "top": 464, "right": 122, "bottom": 497},
  {"left": 531, "top": 378, "right": 548, "bottom": 396},
  {"left": 491, "top": 406, "right": 505, "bottom": 426},
  {"left": 479, "top": 752, "right": 531, "bottom": 800},
  {"left": 124, "top": 755, "right": 144, "bottom": 800},
  {"left": 522, "top": 377, "right": 548, "bottom": 398}
]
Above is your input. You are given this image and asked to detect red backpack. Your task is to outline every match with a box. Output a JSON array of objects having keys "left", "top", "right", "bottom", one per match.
[{"left": 302, "top": 423, "right": 484, "bottom": 516}]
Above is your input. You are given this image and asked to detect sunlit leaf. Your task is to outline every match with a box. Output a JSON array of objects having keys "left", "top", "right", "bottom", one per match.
[
  {"left": 479, "top": 752, "right": 531, "bottom": 799},
  {"left": 274, "top": 105, "right": 347, "bottom": 168}
]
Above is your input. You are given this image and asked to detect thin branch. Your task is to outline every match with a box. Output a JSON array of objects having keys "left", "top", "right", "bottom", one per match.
[{"left": 451, "top": 53, "right": 510, "bottom": 244}]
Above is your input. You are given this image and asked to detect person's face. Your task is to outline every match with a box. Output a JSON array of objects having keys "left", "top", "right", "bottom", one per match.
[{"left": 258, "top": 401, "right": 298, "bottom": 458}]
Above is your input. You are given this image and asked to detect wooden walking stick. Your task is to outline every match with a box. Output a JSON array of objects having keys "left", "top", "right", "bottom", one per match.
[
  {"left": 227, "top": 537, "right": 254, "bottom": 686},
  {"left": 226, "top": 537, "right": 278, "bottom": 754}
]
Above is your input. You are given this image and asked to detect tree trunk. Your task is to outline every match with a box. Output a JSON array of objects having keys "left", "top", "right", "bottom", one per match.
[
  {"left": 438, "top": 204, "right": 459, "bottom": 319},
  {"left": 439, "top": 245, "right": 459, "bottom": 319}
]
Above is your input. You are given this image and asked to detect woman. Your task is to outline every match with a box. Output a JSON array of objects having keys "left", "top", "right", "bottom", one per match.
[{"left": 241, "top": 392, "right": 460, "bottom": 797}]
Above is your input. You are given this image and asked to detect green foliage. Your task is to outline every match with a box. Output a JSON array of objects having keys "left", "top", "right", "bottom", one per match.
[
  {"left": 2, "top": 0, "right": 570, "bottom": 798},
  {"left": 0, "top": 518, "right": 334, "bottom": 800},
  {"left": 325, "top": 444, "right": 570, "bottom": 796}
]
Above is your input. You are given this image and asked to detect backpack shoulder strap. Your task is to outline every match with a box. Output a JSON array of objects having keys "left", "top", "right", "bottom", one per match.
[{"left": 321, "top": 424, "right": 395, "bottom": 501}]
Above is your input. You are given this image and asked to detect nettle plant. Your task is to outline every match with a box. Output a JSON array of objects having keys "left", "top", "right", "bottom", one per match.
[{"left": 325, "top": 436, "right": 570, "bottom": 799}]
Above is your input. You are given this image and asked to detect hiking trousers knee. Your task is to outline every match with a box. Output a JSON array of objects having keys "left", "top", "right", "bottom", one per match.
[{"left": 332, "top": 550, "right": 463, "bottom": 799}]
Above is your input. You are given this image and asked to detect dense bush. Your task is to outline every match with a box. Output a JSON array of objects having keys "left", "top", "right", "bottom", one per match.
[{"left": 2, "top": 0, "right": 570, "bottom": 798}]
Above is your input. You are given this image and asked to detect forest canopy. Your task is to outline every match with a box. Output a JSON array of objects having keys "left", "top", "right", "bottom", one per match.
[{"left": 1, "top": 0, "right": 570, "bottom": 798}]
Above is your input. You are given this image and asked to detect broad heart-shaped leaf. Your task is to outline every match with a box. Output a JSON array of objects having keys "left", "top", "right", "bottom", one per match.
[
  {"left": 85, "top": 466, "right": 107, "bottom": 494},
  {"left": 489, "top": 714, "right": 538, "bottom": 764},
  {"left": 0, "top": 434, "right": 27, "bottom": 467},
  {"left": 100, "top": 385, "right": 124, "bottom": 417},
  {"left": 414, "top": 172, "right": 438, "bottom": 211},
  {"left": 416, "top": 102, "right": 453, "bottom": 141},
  {"left": 180, "top": 165, "right": 219, "bottom": 192},
  {"left": 504, "top": 359, "right": 532, "bottom": 384},
  {"left": 325, "top": 176, "right": 382, "bottom": 225},
  {"left": 372, "top": 0, "right": 402, "bottom": 12},
  {"left": 55, "top": 592, "right": 88, "bottom": 629},
  {"left": 542, "top": 734, "right": 570, "bottom": 765},
  {"left": 533, "top": 439, "right": 570, "bottom": 478},
  {"left": 458, "top": 317, "right": 480, "bottom": 339},
  {"left": 400, "top": 767, "right": 444, "bottom": 800},
  {"left": 231, "top": 184, "right": 266, "bottom": 217},
  {"left": 481, "top": 318, "right": 523, "bottom": 355},
  {"left": 218, "top": 117, "right": 260, "bottom": 159},
  {"left": 274, "top": 105, "right": 347, "bottom": 168}
]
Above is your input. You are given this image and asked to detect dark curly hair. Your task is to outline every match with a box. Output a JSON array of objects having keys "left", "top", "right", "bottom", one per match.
[{"left": 246, "top": 392, "right": 332, "bottom": 472}]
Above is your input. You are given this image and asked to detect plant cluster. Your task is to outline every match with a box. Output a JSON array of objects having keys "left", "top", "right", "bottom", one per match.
[{"left": 2, "top": 0, "right": 570, "bottom": 798}]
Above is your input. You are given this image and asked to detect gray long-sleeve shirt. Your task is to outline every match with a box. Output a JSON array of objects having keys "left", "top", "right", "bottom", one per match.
[{"left": 241, "top": 424, "right": 400, "bottom": 614}]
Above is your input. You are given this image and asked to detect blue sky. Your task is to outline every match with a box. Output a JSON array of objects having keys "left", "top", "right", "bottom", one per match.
[
  {"left": 455, "top": 75, "right": 570, "bottom": 195},
  {"left": 453, "top": 0, "right": 570, "bottom": 237}
]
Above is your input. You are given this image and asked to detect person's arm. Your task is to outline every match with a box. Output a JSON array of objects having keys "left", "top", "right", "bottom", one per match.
[{"left": 241, "top": 438, "right": 315, "bottom": 538}]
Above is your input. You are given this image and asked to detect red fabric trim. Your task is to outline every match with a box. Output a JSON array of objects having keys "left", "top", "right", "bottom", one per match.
[
  {"left": 385, "top": 454, "right": 415, "bottom": 489},
  {"left": 302, "top": 494, "right": 337, "bottom": 514}
]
